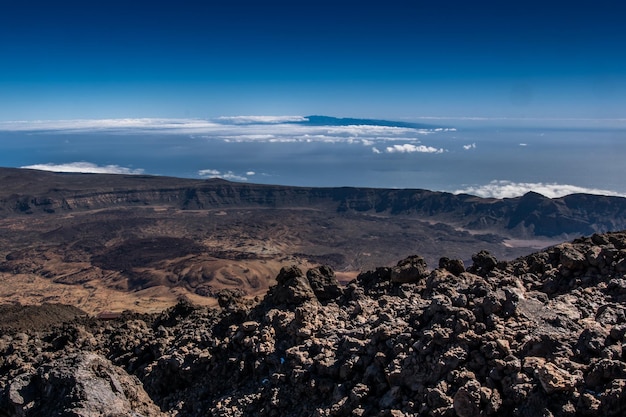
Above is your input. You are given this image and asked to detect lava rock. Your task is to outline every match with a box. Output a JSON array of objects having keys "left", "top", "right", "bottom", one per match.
[
  {"left": 306, "top": 265, "right": 343, "bottom": 302},
  {"left": 390, "top": 255, "right": 429, "bottom": 283}
]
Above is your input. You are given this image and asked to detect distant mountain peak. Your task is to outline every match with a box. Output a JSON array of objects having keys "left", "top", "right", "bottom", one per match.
[
  {"left": 520, "top": 191, "right": 548, "bottom": 199},
  {"left": 215, "top": 115, "right": 444, "bottom": 129}
]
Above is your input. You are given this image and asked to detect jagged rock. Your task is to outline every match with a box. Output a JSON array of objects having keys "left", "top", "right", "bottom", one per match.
[
  {"left": 3, "top": 353, "right": 164, "bottom": 417},
  {"left": 469, "top": 250, "right": 498, "bottom": 275},
  {"left": 216, "top": 289, "right": 252, "bottom": 315},
  {"left": 558, "top": 243, "right": 587, "bottom": 271},
  {"left": 2, "top": 231, "right": 626, "bottom": 417},
  {"left": 267, "top": 265, "right": 317, "bottom": 306},
  {"left": 453, "top": 379, "right": 482, "bottom": 417},
  {"left": 390, "top": 255, "right": 429, "bottom": 283},
  {"left": 532, "top": 359, "right": 579, "bottom": 394},
  {"left": 439, "top": 257, "right": 466, "bottom": 276},
  {"left": 306, "top": 265, "right": 343, "bottom": 302}
]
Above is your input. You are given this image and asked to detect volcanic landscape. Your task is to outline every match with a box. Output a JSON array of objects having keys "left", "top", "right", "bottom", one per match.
[
  {"left": 1, "top": 167, "right": 625, "bottom": 314},
  {"left": 3, "top": 168, "right": 626, "bottom": 416}
]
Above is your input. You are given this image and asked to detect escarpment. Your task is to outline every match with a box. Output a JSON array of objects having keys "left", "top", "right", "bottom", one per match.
[{"left": 3, "top": 168, "right": 626, "bottom": 238}]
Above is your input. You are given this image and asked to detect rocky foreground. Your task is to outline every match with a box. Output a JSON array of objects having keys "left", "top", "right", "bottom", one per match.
[{"left": 3, "top": 232, "right": 626, "bottom": 416}]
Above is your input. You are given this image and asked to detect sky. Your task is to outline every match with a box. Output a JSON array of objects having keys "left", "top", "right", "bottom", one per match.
[
  {"left": 1, "top": 0, "right": 625, "bottom": 121},
  {"left": 0, "top": 1, "right": 625, "bottom": 198}
]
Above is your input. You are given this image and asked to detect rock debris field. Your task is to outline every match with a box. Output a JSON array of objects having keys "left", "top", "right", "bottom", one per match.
[{"left": 3, "top": 231, "right": 626, "bottom": 416}]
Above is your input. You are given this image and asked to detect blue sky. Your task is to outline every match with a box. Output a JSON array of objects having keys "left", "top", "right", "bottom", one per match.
[
  {"left": 1, "top": 1, "right": 625, "bottom": 197},
  {"left": 1, "top": 0, "right": 625, "bottom": 121}
]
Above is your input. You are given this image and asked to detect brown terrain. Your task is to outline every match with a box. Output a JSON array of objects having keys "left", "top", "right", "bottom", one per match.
[{"left": 2, "top": 167, "right": 626, "bottom": 314}]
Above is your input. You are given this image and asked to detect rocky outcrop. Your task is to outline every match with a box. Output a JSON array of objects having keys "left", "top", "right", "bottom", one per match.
[
  {"left": 3, "top": 231, "right": 626, "bottom": 416},
  {"left": 4, "top": 353, "right": 164, "bottom": 417},
  {"left": 306, "top": 265, "right": 343, "bottom": 302},
  {"left": 390, "top": 255, "right": 429, "bottom": 283}
]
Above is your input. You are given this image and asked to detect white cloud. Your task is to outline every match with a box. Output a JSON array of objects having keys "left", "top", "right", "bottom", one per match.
[
  {"left": 519, "top": 143, "right": 528, "bottom": 147},
  {"left": 220, "top": 172, "right": 249, "bottom": 181},
  {"left": 385, "top": 144, "right": 445, "bottom": 154},
  {"left": 222, "top": 134, "right": 276, "bottom": 141},
  {"left": 0, "top": 117, "right": 449, "bottom": 148},
  {"left": 217, "top": 115, "right": 308, "bottom": 124},
  {"left": 198, "top": 169, "right": 221, "bottom": 176},
  {"left": 372, "top": 147, "right": 381, "bottom": 154},
  {"left": 0, "top": 118, "right": 221, "bottom": 133},
  {"left": 246, "top": 171, "right": 256, "bottom": 176},
  {"left": 325, "top": 125, "right": 423, "bottom": 136},
  {"left": 198, "top": 169, "right": 249, "bottom": 182},
  {"left": 454, "top": 180, "right": 626, "bottom": 199},
  {"left": 21, "top": 162, "right": 144, "bottom": 175},
  {"left": 463, "top": 143, "right": 476, "bottom": 150}
]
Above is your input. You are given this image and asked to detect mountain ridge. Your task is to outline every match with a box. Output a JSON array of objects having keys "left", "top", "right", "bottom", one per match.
[{"left": 2, "top": 167, "right": 626, "bottom": 238}]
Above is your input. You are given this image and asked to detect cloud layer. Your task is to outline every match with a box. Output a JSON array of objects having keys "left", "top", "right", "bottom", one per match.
[
  {"left": 454, "top": 180, "right": 626, "bottom": 199},
  {"left": 1, "top": 118, "right": 221, "bottom": 132},
  {"left": 0, "top": 117, "right": 446, "bottom": 151},
  {"left": 21, "top": 162, "right": 144, "bottom": 175},
  {"left": 385, "top": 144, "right": 444, "bottom": 154},
  {"left": 217, "top": 116, "right": 308, "bottom": 124}
]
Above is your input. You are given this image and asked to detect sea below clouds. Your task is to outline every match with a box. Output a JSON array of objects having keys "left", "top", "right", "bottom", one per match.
[{"left": 1, "top": 116, "right": 624, "bottom": 199}]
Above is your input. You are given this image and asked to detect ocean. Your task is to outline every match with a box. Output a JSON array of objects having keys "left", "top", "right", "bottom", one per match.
[{"left": 0, "top": 118, "right": 624, "bottom": 198}]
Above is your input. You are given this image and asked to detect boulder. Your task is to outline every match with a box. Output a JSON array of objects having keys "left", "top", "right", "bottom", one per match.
[
  {"left": 558, "top": 243, "right": 587, "bottom": 271},
  {"left": 534, "top": 361, "right": 579, "bottom": 394},
  {"left": 469, "top": 250, "right": 498, "bottom": 275},
  {"left": 306, "top": 265, "right": 343, "bottom": 302},
  {"left": 267, "top": 265, "right": 318, "bottom": 306},
  {"left": 4, "top": 353, "right": 164, "bottom": 417},
  {"left": 390, "top": 255, "right": 429, "bottom": 283},
  {"left": 439, "top": 257, "right": 466, "bottom": 276}
]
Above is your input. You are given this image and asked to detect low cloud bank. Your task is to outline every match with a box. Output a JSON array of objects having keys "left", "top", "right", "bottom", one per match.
[
  {"left": 21, "top": 162, "right": 144, "bottom": 175},
  {"left": 198, "top": 169, "right": 253, "bottom": 182},
  {"left": 385, "top": 144, "right": 444, "bottom": 154},
  {"left": 1, "top": 118, "right": 220, "bottom": 132},
  {"left": 454, "top": 180, "right": 626, "bottom": 199},
  {"left": 0, "top": 117, "right": 445, "bottom": 149},
  {"left": 217, "top": 116, "right": 308, "bottom": 124}
]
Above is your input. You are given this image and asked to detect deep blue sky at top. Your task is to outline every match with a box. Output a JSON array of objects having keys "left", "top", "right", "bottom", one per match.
[{"left": 0, "top": 0, "right": 624, "bottom": 121}]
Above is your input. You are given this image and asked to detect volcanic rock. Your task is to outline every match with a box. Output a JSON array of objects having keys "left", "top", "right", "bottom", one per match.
[
  {"left": 390, "top": 255, "right": 429, "bottom": 283},
  {"left": 2, "top": 231, "right": 626, "bottom": 416},
  {"left": 306, "top": 265, "right": 343, "bottom": 302},
  {"left": 266, "top": 265, "right": 317, "bottom": 306},
  {"left": 4, "top": 353, "right": 164, "bottom": 417}
]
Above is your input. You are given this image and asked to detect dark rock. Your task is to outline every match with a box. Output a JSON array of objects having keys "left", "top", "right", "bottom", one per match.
[
  {"left": 453, "top": 379, "right": 482, "bottom": 417},
  {"left": 469, "top": 250, "right": 498, "bottom": 275},
  {"left": 306, "top": 265, "right": 343, "bottom": 302},
  {"left": 439, "top": 257, "right": 466, "bottom": 276},
  {"left": 558, "top": 243, "right": 587, "bottom": 271},
  {"left": 267, "top": 265, "right": 317, "bottom": 306},
  {"left": 390, "top": 255, "right": 429, "bottom": 283},
  {"left": 3, "top": 231, "right": 626, "bottom": 417},
  {"left": 3, "top": 353, "right": 163, "bottom": 417}
]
